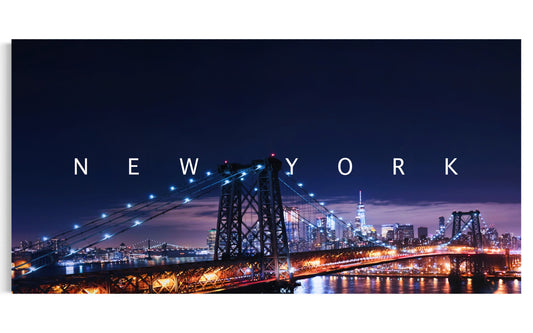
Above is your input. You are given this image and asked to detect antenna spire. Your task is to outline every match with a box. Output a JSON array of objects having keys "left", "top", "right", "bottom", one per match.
[{"left": 359, "top": 190, "right": 362, "bottom": 205}]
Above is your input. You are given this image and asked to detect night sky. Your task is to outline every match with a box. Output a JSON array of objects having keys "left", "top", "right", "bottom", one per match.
[{"left": 12, "top": 40, "right": 521, "bottom": 246}]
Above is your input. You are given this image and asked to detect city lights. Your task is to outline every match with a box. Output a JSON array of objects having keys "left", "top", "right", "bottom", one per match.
[{"left": 13, "top": 160, "right": 520, "bottom": 295}]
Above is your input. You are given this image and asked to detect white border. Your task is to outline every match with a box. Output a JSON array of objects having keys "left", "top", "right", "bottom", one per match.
[{"left": 1, "top": 1, "right": 530, "bottom": 332}]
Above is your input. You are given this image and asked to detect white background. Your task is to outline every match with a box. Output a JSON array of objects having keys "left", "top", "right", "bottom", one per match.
[{"left": 0, "top": 1, "right": 530, "bottom": 332}]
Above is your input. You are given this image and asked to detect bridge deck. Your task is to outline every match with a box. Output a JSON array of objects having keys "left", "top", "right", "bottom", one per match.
[{"left": 12, "top": 248, "right": 514, "bottom": 294}]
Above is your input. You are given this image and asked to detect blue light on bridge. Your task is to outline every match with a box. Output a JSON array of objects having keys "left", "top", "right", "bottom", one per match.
[
  {"left": 240, "top": 177, "right": 245, "bottom": 181},
  {"left": 101, "top": 213, "right": 107, "bottom": 218},
  {"left": 297, "top": 183, "right": 303, "bottom": 187},
  {"left": 256, "top": 164, "right": 263, "bottom": 170},
  {"left": 309, "top": 193, "right": 315, "bottom": 197},
  {"left": 241, "top": 171, "right": 247, "bottom": 177},
  {"left": 206, "top": 171, "right": 212, "bottom": 176},
  {"left": 285, "top": 171, "right": 291, "bottom": 176},
  {"left": 254, "top": 187, "right": 258, "bottom": 192},
  {"left": 189, "top": 178, "right": 194, "bottom": 183},
  {"left": 320, "top": 202, "right": 325, "bottom": 206},
  {"left": 126, "top": 203, "right": 133, "bottom": 208},
  {"left": 133, "top": 220, "right": 142, "bottom": 226},
  {"left": 103, "top": 234, "right": 111, "bottom": 240},
  {"left": 184, "top": 197, "right": 191, "bottom": 203},
  {"left": 42, "top": 236, "right": 48, "bottom": 241},
  {"left": 73, "top": 224, "right": 80, "bottom": 229},
  {"left": 149, "top": 194, "right": 155, "bottom": 199},
  {"left": 169, "top": 186, "right": 176, "bottom": 191},
  {"left": 224, "top": 179, "right": 230, "bottom": 185}
]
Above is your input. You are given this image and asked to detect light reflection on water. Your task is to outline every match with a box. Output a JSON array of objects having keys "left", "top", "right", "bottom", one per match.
[
  {"left": 54, "top": 256, "right": 211, "bottom": 277},
  {"left": 294, "top": 276, "right": 521, "bottom": 294}
]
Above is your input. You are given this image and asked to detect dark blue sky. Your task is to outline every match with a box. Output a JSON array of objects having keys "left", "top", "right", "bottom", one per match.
[{"left": 12, "top": 40, "right": 521, "bottom": 244}]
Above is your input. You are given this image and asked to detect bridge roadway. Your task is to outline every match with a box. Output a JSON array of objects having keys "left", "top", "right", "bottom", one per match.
[{"left": 12, "top": 246, "right": 510, "bottom": 294}]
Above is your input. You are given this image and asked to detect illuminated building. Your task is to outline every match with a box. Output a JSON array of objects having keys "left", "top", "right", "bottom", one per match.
[
  {"left": 343, "top": 224, "right": 355, "bottom": 242},
  {"left": 304, "top": 224, "right": 316, "bottom": 246},
  {"left": 19, "top": 240, "right": 32, "bottom": 250},
  {"left": 206, "top": 229, "right": 216, "bottom": 252},
  {"left": 501, "top": 233, "right": 516, "bottom": 249},
  {"left": 283, "top": 207, "right": 300, "bottom": 244},
  {"left": 355, "top": 190, "right": 366, "bottom": 228},
  {"left": 381, "top": 224, "right": 395, "bottom": 239},
  {"left": 326, "top": 213, "right": 337, "bottom": 240},
  {"left": 326, "top": 213, "right": 335, "bottom": 231},
  {"left": 354, "top": 190, "right": 374, "bottom": 236},
  {"left": 484, "top": 225, "right": 499, "bottom": 247},
  {"left": 394, "top": 223, "right": 414, "bottom": 242},
  {"left": 438, "top": 216, "right": 445, "bottom": 236},
  {"left": 316, "top": 217, "right": 328, "bottom": 248}
]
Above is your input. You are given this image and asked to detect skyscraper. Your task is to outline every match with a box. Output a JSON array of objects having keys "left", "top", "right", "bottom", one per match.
[
  {"left": 355, "top": 190, "right": 366, "bottom": 226},
  {"left": 355, "top": 190, "right": 373, "bottom": 236},
  {"left": 438, "top": 216, "right": 446, "bottom": 236},
  {"left": 283, "top": 206, "right": 300, "bottom": 244}
]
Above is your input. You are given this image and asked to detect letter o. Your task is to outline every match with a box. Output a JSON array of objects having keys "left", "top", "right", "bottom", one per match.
[{"left": 338, "top": 157, "right": 353, "bottom": 176}]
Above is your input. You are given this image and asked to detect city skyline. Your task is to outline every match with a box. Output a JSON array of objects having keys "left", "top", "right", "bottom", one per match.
[{"left": 13, "top": 189, "right": 521, "bottom": 249}]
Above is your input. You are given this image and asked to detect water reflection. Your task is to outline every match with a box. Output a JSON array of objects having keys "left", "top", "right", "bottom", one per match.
[
  {"left": 295, "top": 276, "right": 520, "bottom": 294},
  {"left": 31, "top": 256, "right": 212, "bottom": 278}
]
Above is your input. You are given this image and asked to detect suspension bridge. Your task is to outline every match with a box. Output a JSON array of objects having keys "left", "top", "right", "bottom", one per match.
[{"left": 11, "top": 156, "right": 518, "bottom": 293}]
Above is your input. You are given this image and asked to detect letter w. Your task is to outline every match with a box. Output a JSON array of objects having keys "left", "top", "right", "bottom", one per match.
[{"left": 179, "top": 158, "right": 199, "bottom": 175}]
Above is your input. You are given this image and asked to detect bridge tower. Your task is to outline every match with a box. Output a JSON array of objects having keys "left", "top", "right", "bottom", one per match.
[
  {"left": 449, "top": 210, "right": 484, "bottom": 284},
  {"left": 214, "top": 157, "right": 292, "bottom": 281},
  {"left": 451, "top": 210, "right": 483, "bottom": 250}
]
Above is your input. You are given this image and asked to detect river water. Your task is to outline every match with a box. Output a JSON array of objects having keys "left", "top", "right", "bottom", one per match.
[{"left": 294, "top": 275, "right": 521, "bottom": 294}]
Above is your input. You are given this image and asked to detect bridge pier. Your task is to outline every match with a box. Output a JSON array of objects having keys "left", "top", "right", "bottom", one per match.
[{"left": 447, "top": 253, "right": 502, "bottom": 292}]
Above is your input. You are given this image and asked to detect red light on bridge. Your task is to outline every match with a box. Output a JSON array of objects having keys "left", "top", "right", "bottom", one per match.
[{"left": 270, "top": 153, "right": 275, "bottom": 157}]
